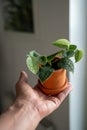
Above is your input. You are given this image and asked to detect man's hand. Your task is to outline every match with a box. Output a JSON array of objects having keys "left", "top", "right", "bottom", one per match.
[
  {"left": 16, "top": 71, "right": 72, "bottom": 122},
  {"left": 0, "top": 71, "right": 72, "bottom": 130}
]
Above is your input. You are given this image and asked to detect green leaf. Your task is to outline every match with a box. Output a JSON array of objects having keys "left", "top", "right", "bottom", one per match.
[
  {"left": 26, "top": 51, "right": 47, "bottom": 74},
  {"left": 58, "top": 58, "right": 74, "bottom": 72},
  {"left": 47, "top": 50, "right": 64, "bottom": 63},
  {"left": 69, "top": 44, "right": 77, "bottom": 51},
  {"left": 63, "top": 50, "right": 75, "bottom": 58},
  {"left": 26, "top": 56, "right": 39, "bottom": 74},
  {"left": 53, "top": 39, "right": 70, "bottom": 49},
  {"left": 37, "top": 66, "right": 54, "bottom": 82},
  {"left": 39, "top": 56, "right": 47, "bottom": 65},
  {"left": 75, "top": 49, "right": 83, "bottom": 62},
  {"left": 27, "top": 50, "right": 40, "bottom": 57},
  {"left": 66, "top": 50, "right": 75, "bottom": 57}
]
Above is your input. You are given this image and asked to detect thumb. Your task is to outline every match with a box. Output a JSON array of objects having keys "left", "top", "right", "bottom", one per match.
[{"left": 19, "top": 71, "right": 28, "bottom": 83}]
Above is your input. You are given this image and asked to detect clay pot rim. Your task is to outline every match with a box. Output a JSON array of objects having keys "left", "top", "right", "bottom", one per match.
[
  {"left": 52, "top": 68, "right": 66, "bottom": 73},
  {"left": 38, "top": 78, "right": 68, "bottom": 90}
]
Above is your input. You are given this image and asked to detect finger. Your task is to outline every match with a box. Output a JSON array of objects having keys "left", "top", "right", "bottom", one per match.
[
  {"left": 57, "top": 83, "right": 72, "bottom": 102},
  {"left": 18, "top": 71, "right": 28, "bottom": 83},
  {"left": 15, "top": 71, "right": 29, "bottom": 96},
  {"left": 42, "top": 83, "right": 72, "bottom": 117}
]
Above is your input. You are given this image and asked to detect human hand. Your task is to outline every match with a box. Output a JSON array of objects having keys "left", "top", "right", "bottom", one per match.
[
  {"left": 15, "top": 71, "right": 72, "bottom": 130},
  {"left": 0, "top": 71, "right": 72, "bottom": 130}
]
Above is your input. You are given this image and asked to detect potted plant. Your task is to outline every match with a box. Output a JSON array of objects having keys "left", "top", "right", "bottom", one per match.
[{"left": 26, "top": 39, "right": 83, "bottom": 95}]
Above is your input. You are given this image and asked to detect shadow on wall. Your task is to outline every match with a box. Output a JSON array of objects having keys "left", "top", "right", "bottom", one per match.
[
  {"left": 0, "top": 36, "right": 16, "bottom": 113},
  {"left": 0, "top": 38, "right": 5, "bottom": 113}
]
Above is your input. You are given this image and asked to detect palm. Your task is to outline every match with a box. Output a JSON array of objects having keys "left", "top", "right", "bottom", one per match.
[{"left": 16, "top": 71, "right": 72, "bottom": 119}]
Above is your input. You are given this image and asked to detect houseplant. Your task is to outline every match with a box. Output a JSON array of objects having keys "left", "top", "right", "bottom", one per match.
[{"left": 26, "top": 39, "right": 83, "bottom": 95}]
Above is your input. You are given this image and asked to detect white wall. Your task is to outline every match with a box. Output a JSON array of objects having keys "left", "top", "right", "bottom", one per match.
[
  {"left": 69, "top": 0, "right": 87, "bottom": 130},
  {"left": 0, "top": 0, "right": 69, "bottom": 129}
]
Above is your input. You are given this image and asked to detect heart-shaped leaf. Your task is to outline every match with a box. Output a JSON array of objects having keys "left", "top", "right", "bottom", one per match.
[
  {"left": 39, "top": 56, "right": 47, "bottom": 65},
  {"left": 58, "top": 58, "right": 74, "bottom": 72},
  {"left": 37, "top": 66, "right": 54, "bottom": 82},
  {"left": 27, "top": 50, "right": 40, "bottom": 57},
  {"left": 63, "top": 50, "right": 75, "bottom": 58},
  {"left": 26, "top": 51, "right": 47, "bottom": 74},
  {"left": 53, "top": 39, "right": 70, "bottom": 49},
  {"left": 26, "top": 56, "right": 39, "bottom": 74},
  {"left": 69, "top": 44, "right": 77, "bottom": 51},
  {"left": 47, "top": 50, "right": 64, "bottom": 63},
  {"left": 75, "top": 49, "right": 83, "bottom": 62}
]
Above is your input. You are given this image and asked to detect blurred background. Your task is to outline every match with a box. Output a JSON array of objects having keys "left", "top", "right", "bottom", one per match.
[{"left": 0, "top": 0, "right": 87, "bottom": 130}]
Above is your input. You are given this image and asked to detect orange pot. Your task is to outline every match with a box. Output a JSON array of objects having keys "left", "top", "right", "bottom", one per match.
[{"left": 38, "top": 69, "right": 68, "bottom": 95}]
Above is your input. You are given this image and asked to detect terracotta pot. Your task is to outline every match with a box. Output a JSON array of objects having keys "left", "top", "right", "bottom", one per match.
[{"left": 38, "top": 69, "right": 68, "bottom": 95}]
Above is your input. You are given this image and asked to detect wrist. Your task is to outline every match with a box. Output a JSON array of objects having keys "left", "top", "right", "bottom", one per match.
[{"left": 8, "top": 98, "right": 40, "bottom": 130}]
